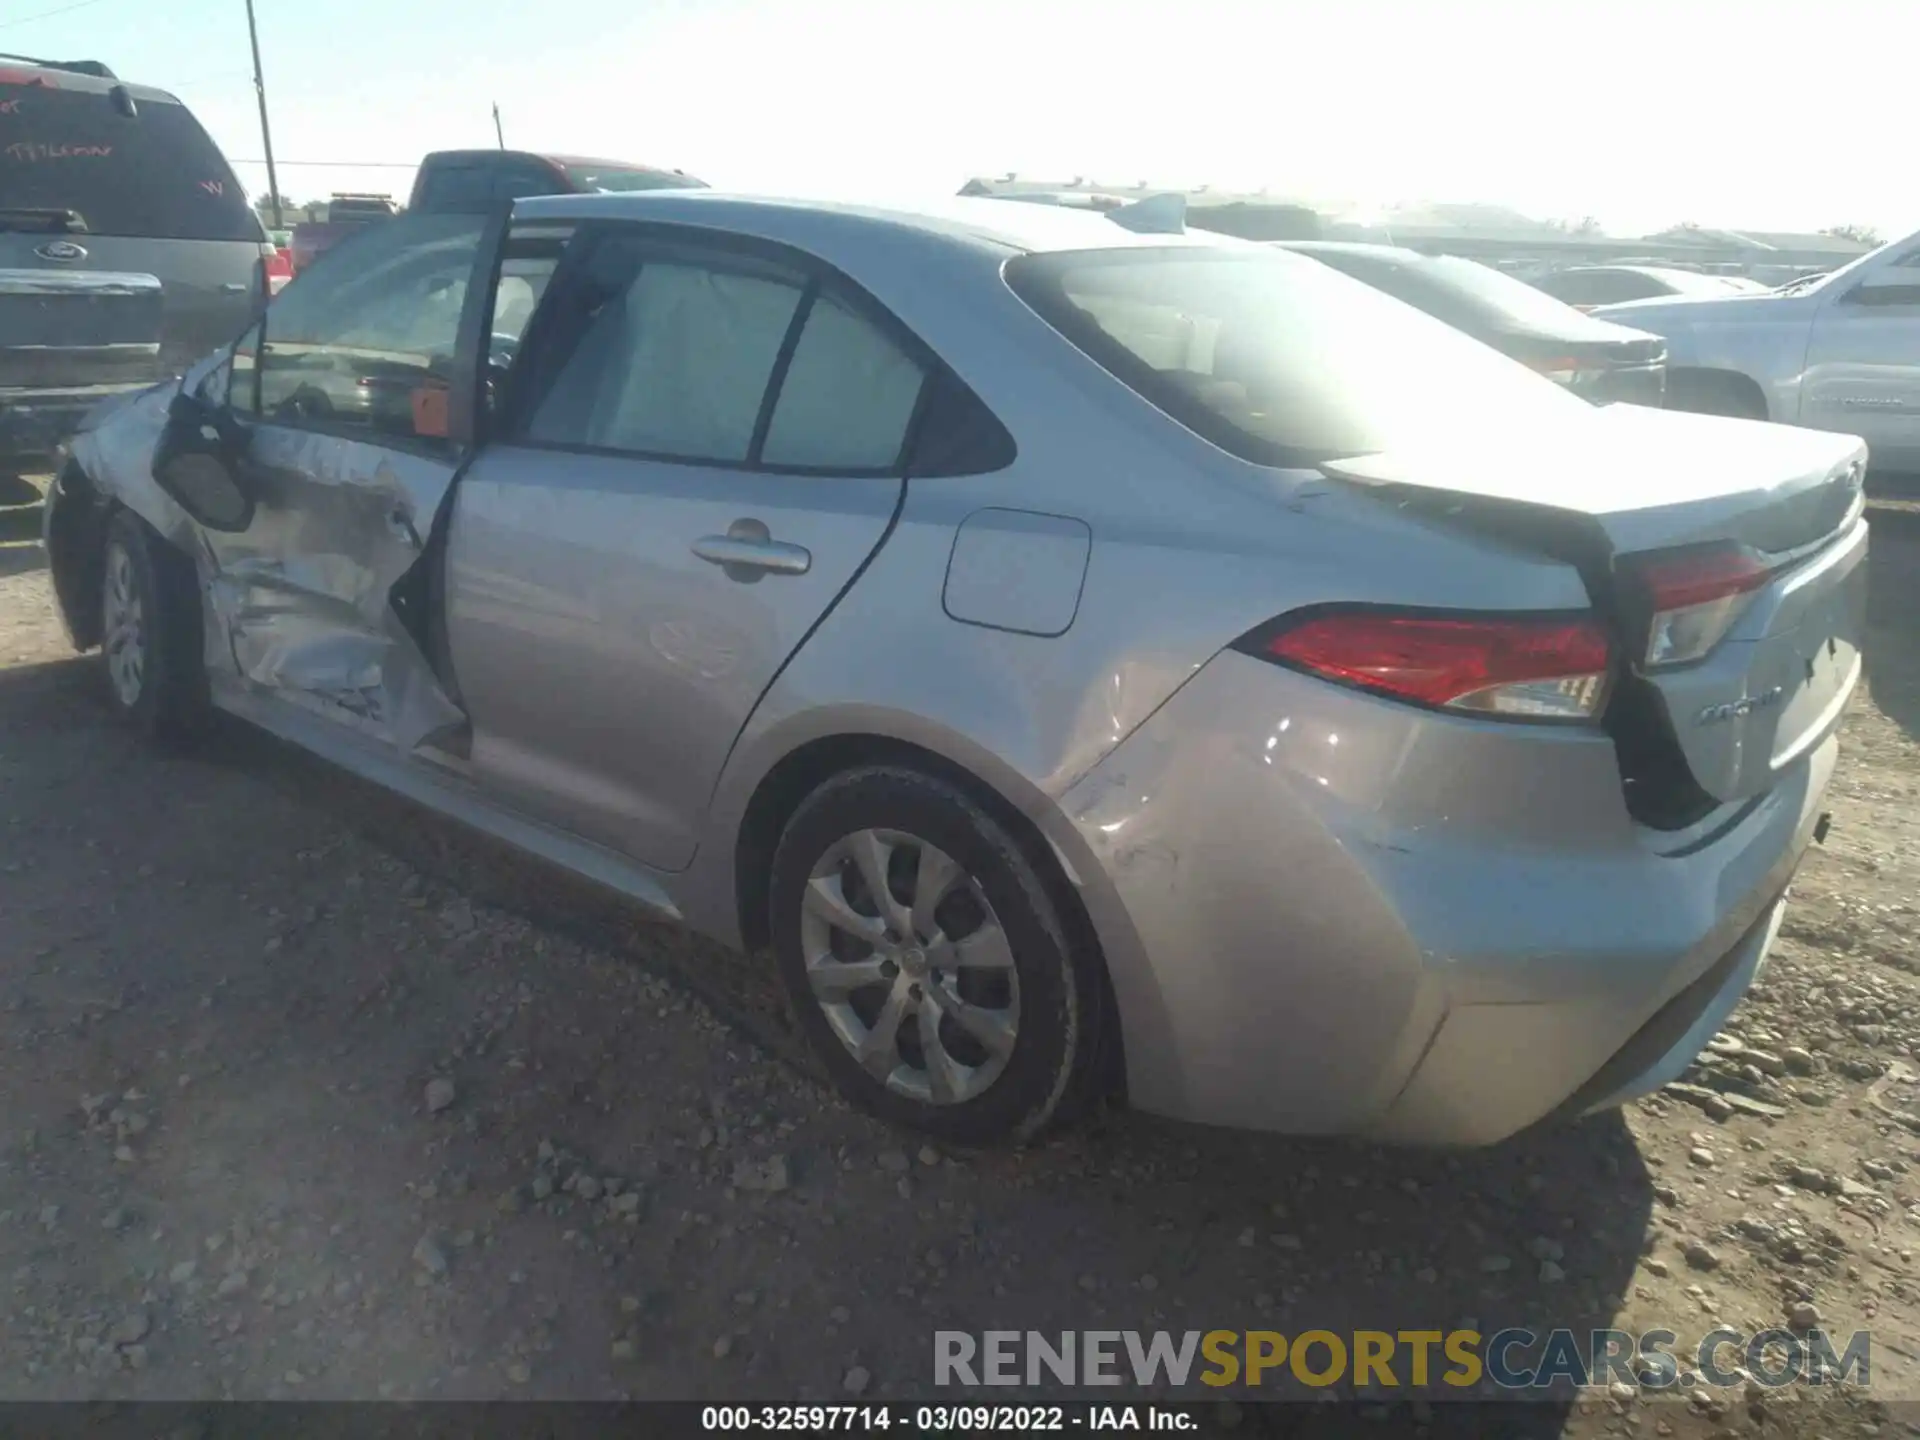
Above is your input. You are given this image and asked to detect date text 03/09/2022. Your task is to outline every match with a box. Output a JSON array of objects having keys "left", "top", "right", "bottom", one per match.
[{"left": 700, "top": 1405, "right": 1193, "bottom": 1431}]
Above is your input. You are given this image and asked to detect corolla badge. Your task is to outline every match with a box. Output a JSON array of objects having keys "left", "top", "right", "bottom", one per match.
[
  {"left": 34, "top": 240, "right": 87, "bottom": 262},
  {"left": 1696, "top": 687, "right": 1783, "bottom": 726}
]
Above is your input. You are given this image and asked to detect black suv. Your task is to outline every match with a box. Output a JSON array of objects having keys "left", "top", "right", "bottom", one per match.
[{"left": 1, "top": 55, "right": 270, "bottom": 486}]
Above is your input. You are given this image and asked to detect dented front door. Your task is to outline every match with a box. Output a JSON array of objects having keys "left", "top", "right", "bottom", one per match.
[{"left": 199, "top": 212, "right": 493, "bottom": 749}]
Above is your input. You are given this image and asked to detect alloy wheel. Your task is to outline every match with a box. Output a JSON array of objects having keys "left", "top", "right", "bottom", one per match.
[{"left": 799, "top": 828, "right": 1020, "bottom": 1105}]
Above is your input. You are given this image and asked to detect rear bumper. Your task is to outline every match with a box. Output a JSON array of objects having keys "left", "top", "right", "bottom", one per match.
[
  {"left": 1058, "top": 650, "right": 1839, "bottom": 1145},
  {"left": 1, "top": 383, "right": 150, "bottom": 467}
]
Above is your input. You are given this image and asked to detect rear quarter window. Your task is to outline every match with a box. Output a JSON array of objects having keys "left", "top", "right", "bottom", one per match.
[{"left": 1, "top": 82, "right": 259, "bottom": 241}]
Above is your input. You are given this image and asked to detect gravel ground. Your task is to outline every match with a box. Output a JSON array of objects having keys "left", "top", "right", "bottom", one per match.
[{"left": 2, "top": 496, "right": 1918, "bottom": 1437}]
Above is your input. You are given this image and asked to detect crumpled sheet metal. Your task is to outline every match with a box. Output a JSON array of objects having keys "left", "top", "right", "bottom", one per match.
[
  {"left": 68, "top": 379, "right": 198, "bottom": 551},
  {"left": 205, "top": 423, "right": 466, "bottom": 752},
  {"left": 72, "top": 363, "right": 466, "bottom": 754}
]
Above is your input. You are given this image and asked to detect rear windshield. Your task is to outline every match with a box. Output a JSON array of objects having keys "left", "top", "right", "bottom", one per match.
[
  {"left": 561, "top": 164, "right": 707, "bottom": 193},
  {"left": 1, "top": 81, "right": 260, "bottom": 242},
  {"left": 1006, "top": 248, "right": 1587, "bottom": 467}
]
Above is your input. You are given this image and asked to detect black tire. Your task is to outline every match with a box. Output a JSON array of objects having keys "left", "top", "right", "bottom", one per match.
[
  {"left": 769, "top": 765, "right": 1110, "bottom": 1145},
  {"left": 99, "top": 509, "right": 210, "bottom": 743}
]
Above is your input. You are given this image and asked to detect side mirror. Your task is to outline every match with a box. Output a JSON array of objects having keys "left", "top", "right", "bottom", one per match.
[{"left": 151, "top": 385, "right": 255, "bottom": 532}]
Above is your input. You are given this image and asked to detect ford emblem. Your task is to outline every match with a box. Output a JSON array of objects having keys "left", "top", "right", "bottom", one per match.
[{"left": 34, "top": 240, "right": 87, "bottom": 262}]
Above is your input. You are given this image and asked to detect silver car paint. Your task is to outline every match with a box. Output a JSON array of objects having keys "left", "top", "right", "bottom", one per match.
[
  {"left": 57, "top": 192, "right": 1867, "bottom": 1142},
  {"left": 445, "top": 448, "right": 905, "bottom": 871},
  {"left": 1597, "top": 226, "right": 1920, "bottom": 471},
  {"left": 1058, "top": 650, "right": 1835, "bottom": 1138}
]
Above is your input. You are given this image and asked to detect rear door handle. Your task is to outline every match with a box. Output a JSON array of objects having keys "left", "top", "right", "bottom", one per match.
[
  {"left": 691, "top": 524, "right": 811, "bottom": 577},
  {"left": 220, "top": 282, "right": 249, "bottom": 294}
]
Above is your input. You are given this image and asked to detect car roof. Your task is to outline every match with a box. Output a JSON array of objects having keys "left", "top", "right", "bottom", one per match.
[
  {"left": 513, "top": 189, "right": 1241, "bottom": 258},
  {"left": 0, "top": 60, "right": 185, "bottom": 105}
]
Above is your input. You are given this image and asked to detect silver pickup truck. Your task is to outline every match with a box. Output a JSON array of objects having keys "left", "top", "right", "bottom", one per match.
[{"left": 1595, "top": 226, "right": 1920, "bottom": 477}]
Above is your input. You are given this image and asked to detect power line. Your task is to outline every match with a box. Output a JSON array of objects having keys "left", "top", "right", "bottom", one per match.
[{"left": 0, "top": 0, "right": 113, "bottom": 30}]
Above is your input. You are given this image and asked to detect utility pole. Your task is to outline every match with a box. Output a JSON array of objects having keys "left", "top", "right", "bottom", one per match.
[
  {"left": 492, "top": 103, "right": 505, "bottom": 150},
  {"left": 244, "top": 0, "right": 283, "bottom": 229}
]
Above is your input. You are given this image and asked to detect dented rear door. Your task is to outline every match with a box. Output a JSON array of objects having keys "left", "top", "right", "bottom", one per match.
[{"left": 201, "top": 212, "right": 494, "bottom": 749}]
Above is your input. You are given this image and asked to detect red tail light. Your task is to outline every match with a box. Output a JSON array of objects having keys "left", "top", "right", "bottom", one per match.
[
  {"left": 1246, "top": 608, "right": 1613, "bottom": 722},
  {"left": 1629, "top": 544, "right": 1772, "bottom": 668}
]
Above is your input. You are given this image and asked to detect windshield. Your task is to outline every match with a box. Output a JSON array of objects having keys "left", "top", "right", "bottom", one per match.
[
  {"left": 0, "top": 83, "right": 260, "bottom": 241},
  {"left": 1007, "top": 248, "right": 1588, "bottom": 468},
  {"left": 561, "top": 164, "right": 707, "bottom": 193},
  {"left": 1310, "top": 250, "right": 1596, "bottom": 332}
]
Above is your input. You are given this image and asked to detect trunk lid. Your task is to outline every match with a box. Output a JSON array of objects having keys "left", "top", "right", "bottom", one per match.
[
  {"left": 0, "top": 261, "right": 163, "bottom": 388},
  {"left": 1322, "top": 403, "right": 1868, "bottom": 811}
]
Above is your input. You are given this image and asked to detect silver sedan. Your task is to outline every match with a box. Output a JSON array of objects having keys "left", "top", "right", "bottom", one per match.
[{"left": 44, "top": 192, "right": 1866, "bottom": 1145}]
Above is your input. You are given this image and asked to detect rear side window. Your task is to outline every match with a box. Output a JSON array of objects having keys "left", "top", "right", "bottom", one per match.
[
  {"left": 525, "top": 254, "right": 805, "bottom": 463},
  {"left": 761, "top": 294, "right": 925, "bottom": 469},
  {"left": 1007, "top": 247, "right": 1585, "bottom": 467},
  {"left": 492, "top": 160, "right": 566, "bottom": 202},
  {"left": 0, "top": 82, "right": 258, "bottom": 241}
]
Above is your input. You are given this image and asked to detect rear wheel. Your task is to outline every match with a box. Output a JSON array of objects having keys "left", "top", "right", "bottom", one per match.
[
  {"left": 769, "top": 766, "right": 1108, "bottom": 1144},
  {"left": 100, "top": 510, "right": 209, "bottom": 742}
]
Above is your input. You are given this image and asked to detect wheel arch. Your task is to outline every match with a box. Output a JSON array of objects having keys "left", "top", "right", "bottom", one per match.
[
  {"left": 1667, "top": 366, "right": 1770, "bottom": 421},
  {"left": 725, "top": 723, "right": 1133, "bottom": 1101}
]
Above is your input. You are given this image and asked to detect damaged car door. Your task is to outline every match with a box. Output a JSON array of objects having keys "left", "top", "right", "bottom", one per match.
[{"left": 199, "top": 212, "right": 492, "bottom": 747}]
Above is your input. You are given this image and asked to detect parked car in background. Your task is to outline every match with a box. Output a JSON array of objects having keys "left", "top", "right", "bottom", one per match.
[
  {"left": 0, "top": 54, "right": 270, "bottom": 488},
  {"left": 408, "top": 149, "right": 707, "bottom": 213},
  {"left": 288, "top": 193, "right": 400, "bottom": 277},
  {"left": 46, "top": 194, "right": 1863, "bottom": 1148},
  {"left": 1593, "top": 226, "right": 1920, "bottom": 477},
  {"left": 1532, "top": 265, "right": 1763, "bottom": 310},
  {"left": 1277, "top": 242, "right": 1667, "bottom": 406}
]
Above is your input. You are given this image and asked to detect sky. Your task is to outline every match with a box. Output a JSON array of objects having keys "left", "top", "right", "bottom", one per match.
[{"left": 4, "top": 0, "right": 1913, "bottom": 242}]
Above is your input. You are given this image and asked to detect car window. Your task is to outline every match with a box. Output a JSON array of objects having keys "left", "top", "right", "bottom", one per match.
[
  {"left": 562, "top": 163, "right": 707, "bottom": 193},
  {"left": 0, "top": 81, "right": 258, "bottom": 241},
  {"left": 248, "top": 212, "right": 486, "bottom": 449},
  {"left": 523, "top": 248, "right": 806, "bottom": 464},
  {"left": 493, "top": 161, "right": 565, "bottom": 202},
  {"left": 760, "top": 294, "right": 926, "bottom": 470},
  {"left": 1007, "top": 247, "right": 1586, "bottom": 468},
  {"left": 416, "top": 163, "right": 490, "bottom": 211}
]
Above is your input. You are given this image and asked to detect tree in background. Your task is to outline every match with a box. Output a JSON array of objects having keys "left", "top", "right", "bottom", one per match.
[{"left": 1820, "top": 224, "right": 1883, "bottom": 247}]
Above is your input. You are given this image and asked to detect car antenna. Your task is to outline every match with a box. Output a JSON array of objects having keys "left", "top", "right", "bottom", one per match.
[{"left": 1107, "top": 193, "right": 1186, "bottom": 236}]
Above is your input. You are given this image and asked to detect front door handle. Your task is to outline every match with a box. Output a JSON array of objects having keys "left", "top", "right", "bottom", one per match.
[
  {"left": 691, "top": 519, "right": 811, "bottom": 578},
  {"left": 220, "top": 282, "right": 249, "bottom": 294}
]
